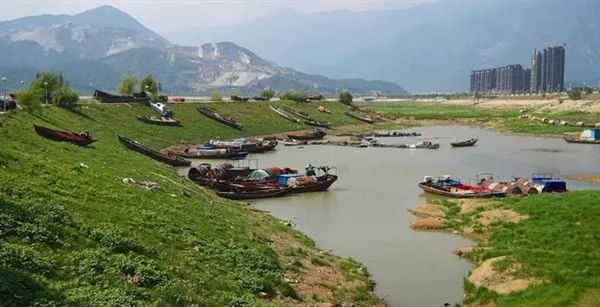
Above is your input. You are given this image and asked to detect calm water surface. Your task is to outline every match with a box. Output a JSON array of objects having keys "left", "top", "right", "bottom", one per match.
[{"left": 177, "top": 126, "right": 600, "bottom": 307}]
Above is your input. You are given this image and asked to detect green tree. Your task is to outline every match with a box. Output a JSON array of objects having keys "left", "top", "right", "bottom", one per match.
[
  {"left": 117, "top": 75, "right": 138, "bottom": 95},
  {"left": 51, "top": 86, "right": 79, "bottom": 108},
  {"left": 16, "top": 87, "right": 42, "bottom": 114},
  {"left": 140, "top": 75, "right": 158, "bottom": 94},
  {"left": 230, "top": 88, "right": 241, "bottom": 97},
  {"left": 260, "top": 87, "right": 275, "bottom": 100},
  {"left": 339, "top": 91, "right": 353, "bottom": 105},
  {"left": 210, "top": 92, "right": 223, "bottom": 102},
  {"left": 30, "top": 70, "right": 66, "bottom": 95}
]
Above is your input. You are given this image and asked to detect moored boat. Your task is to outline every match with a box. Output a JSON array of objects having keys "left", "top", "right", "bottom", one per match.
[
  {"left": 34, "top": 124, "right": 98, "bottom": 146},
  {"left": 196, "top": 106, "right": 243, "bottom": 130},
  {"left": 304, "top": 119, "right": 331, "bottom": 128},
  {"left": 282, "top": 140, "right": 307, "bottom": 146},
  {"left": 450, "top": 138, "right": 478, "bottom": 147},
  {"left": 150, "top": 102, "right": 173, "bottom": 118},
  {"left": 93, "top": 90, "right": 150, "bottom": 104},
  {"left": 282, "top": 107, "right": 313, "bottom": 121},
  {"left": 287, "top": 129, "right": 327, "bottom": 140},
  {"left": 564, "top": 129, "right": 600, "bottom": 144},
  {"left": 344, "top": 111, "right": 375, "bottom": 124},
  {"left": 181, "top": 147, "right": 249, "bottom": 160},
  {"left": 418, "top": 175, "right": 506, "bottom": 198},
  {"left": 275, "top": 166, "right": 338, "bottom": 193},
  {"left": 409, "top": 141, "right": 440, "bottom": 149},
  {"left": 215, "top": 187, "right": 290, "bottom": 200},
  {"left": 136, "top": 115, "right": 180, "bottom": 126},
  {"left": 269, "top": 105, "right": 300, "bottom": 123},
  {"left": 563, "top": 137, "right": 600, "bottom": 144},
  {"left": 118, "top": 135, "right": 191, "bottom": 167}
]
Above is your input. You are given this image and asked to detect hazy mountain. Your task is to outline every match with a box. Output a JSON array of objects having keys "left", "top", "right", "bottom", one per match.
[
  {"left": 166, "top": 0, "right": 600, "bottom": 92},
  {"left": 0, "top": 6, "right": 407, "bottom": 95}
]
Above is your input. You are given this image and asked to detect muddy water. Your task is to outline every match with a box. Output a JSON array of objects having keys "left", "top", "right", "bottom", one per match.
[{"left": 177, "top": 126, "right": 600, "bottom": 307}]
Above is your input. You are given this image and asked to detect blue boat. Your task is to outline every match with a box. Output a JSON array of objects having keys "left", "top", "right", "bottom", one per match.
[{"left": 531, "top": 173, "right": 569, "bottom": 193}]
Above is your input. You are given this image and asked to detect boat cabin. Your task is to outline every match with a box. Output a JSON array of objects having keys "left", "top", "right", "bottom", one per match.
[
  {"left": 531, "top": 173, "right": 568, "bottom": 193},
  {"left": 427, "top": 175, "right": 462, "bottom": 186},
  {"left": 579, "top": 129, "right": 600, "bottom": 140}
]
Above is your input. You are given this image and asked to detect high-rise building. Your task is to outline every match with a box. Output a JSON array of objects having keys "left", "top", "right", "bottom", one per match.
[
  {"left": 470, "top": 64, "right": 527, "bottom": 94},
  {"left": 470, "top": 68, "right": 497, "bottom": 93},
  {"left": 531, "top": 45, "right": 565, "bottom": 93}
]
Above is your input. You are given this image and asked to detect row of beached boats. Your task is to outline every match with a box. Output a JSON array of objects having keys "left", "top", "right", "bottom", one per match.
[
  {"left": 187, "top": 162, "right": 338, "bottom": 200},
  {"left": 418, "top": 173, "right": 569, "bottom": 198}
]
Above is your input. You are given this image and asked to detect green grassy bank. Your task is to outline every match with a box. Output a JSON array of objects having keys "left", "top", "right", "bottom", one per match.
[
  {"left": 415, "top": 192, "right": 600, "bottom": 307},
  {"left": 367, "top": 101, "right": 600, "bottom": 136},
  {"left": 0, "top": 100, "right": 384, "bottom": 306}
]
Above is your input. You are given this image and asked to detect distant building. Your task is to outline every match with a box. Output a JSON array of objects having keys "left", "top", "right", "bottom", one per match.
[
  {"left": 470, "top": 64, "right": 528, "bottom": 94},
  {"left": 530, "top": 45, "right": 565, "bottom": 93}
]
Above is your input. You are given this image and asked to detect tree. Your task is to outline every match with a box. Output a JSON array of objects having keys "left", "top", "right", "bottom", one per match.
[
  {"left": 140, "top": 75, "right": 158, "bottom": 94},
  {"left": 117, "top": 75, "right": 138, "bottom": 95},
  {"left": 210, "top": 92, "right": 223, "bottom": 102},
  {"left": 230, "top": 88, "right": 241, "bottom": 97},
  {"left": 51, "top": 86, "right": 79, "bottom": 108},
  {"left": 16, "top": 87, "right": 42, "bottom": 114},
  {"left": 339, "top": 91, "right": 353, "bottom": 105},
  {"left": 260, "top": 87, "right": 275, "bottom": 100}
]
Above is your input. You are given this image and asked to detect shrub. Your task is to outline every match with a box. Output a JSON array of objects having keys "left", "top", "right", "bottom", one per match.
[
  {"left": 339, "top": 91, "right": 353, "bottom": 105},
  {"left": 51, "top": 86, "right": 79, "bottom": 108},
  {"left": 210, "top": 92, "right": 223, "bottom": 102}
]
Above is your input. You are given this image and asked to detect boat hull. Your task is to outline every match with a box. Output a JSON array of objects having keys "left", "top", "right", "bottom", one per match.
[
  {"left": 288, "top": 174, "right": 338, "bottom": 193},
  {"left": 196, "top": 106, "right": 243, "bottom": 130},
  {"left": 564, "top": 137, "right": 600, "bottom": 144},
  {"left": 118, "top": 136, "right": 191, "bottom": 167},
  {"left": 418, "top": 182, "right": 506, "bottom": 198},
  {"left": 34, "top": 124, "right": 98, "bottom": 146},
  {"left": 215, "top": 187, "right": 290, "bottom": 200},
  {"left": 269, "top": 105, "right": 300, "bottom": 123},
  {"left": 450, "top": 138, "right": 478, "bottom": 147},
  {"left": 286, "top": 131, "right": 326, "bottom": 140},
  {"left": 345, "top": 112, "right": 375, "bottom": 124},
  {"left": 136, "top": 115, "right": 180, "bottom": 126},
  {"left": 93, "top": 90, "right": 150, "bottom": 104}
]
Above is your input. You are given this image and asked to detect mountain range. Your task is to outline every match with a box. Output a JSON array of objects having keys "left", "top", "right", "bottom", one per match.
[
  {"left": 0, "top": 6, "right": 407, "bottom": 95},
  {"left": 166, "top": 0, "right": 600, "bottom": 93}
]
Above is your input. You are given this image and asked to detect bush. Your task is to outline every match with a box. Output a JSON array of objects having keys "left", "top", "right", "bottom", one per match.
[
  {"left": 280, "top": 90, "right": 307, "bottom": 102},
  {"left": 140, "top": 75, "right": 158, "bottom": 94},
  {"left": 210, "top": 92, "right": 223, "bottom": 102},
  {"left": 15, "top": 88, "right": 42, "bottom": 114},
  {"left": 260, "top": 87, "right": 275, "bottom": 100},
  {"left": 51, "top": 86, "right": 79, "bottom": 108},
  {"left": 117, "top": 75, "right": 138, "bottom": 95},
  {"left": 339, "top": 91, "right": 353, "bottom": 105}
]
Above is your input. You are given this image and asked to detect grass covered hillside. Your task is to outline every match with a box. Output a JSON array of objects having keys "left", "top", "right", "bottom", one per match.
[{"left": 0, "top": 101, "right": 384, "bottom": 306}]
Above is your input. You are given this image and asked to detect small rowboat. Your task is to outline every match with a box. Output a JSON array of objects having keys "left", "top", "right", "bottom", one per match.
[
  {"left": 215, "top": 187, "right": 290, "bottom": 200},
  {"left": 269, "top": 105, "right": 300, "bottom": 123},
  {"left": 345, "top": 112, "right": 375, "bottom": 124},
  {"left": 304, "top": 119, "right": 331, "bottom": 128},
  {"left": 118, "top": 135, "right": 191, "bottom": 167},
  {"left": 136, "top": 115, "right": 181, "bottom": 126},
  {"left": 287, "top": 129, "right": 327, "bottom": 140},
  {"left": 563, "top": 137, "right": 600, "bottom": 144},
  {"left": 33, "top": 124, "right": 98, "bottom": 146},
  {"left": 196, "top": 106, "right": 243, "bottom": 130},
  {"left": 450, "top": 138, "right": 478, "bottom": 147}
]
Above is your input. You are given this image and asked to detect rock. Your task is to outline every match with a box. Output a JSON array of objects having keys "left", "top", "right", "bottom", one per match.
[
  {"left": 560, "top": 121, "right": 569, "bottom": 126},
  {"left": 259, "top": 292, "right": 268, "bottom": 297},
  {"left": 453, "top": 246, "right": 474, "bottom": 257},
  {"left": 576, "top": 122, "right": 585, "bottom": 126},
  {"left": 548, "top": 119, "right": 555, "bottom": 125},
  {"left": 595, "top": 123, "right": 600, "bottom": 128},
  {"left": 409, "top": 218, "right": 446, "bottom": 230}
]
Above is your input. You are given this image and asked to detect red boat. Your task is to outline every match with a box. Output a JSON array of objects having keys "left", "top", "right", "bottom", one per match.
[{"left": 33, "top": 124, "right": 98, "bottom": 147}]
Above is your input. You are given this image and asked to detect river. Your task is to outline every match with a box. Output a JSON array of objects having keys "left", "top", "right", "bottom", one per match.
[{"left": 176, "top": 125, "right": 600, "bottom": 307}]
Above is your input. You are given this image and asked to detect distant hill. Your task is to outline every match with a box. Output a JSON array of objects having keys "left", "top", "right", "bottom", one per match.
[
  {"left": 165, "top": 1, "right": 600, "bottom": 93},
  {"left": 0, "top": 6, "right": 407, "bottom": 96}
]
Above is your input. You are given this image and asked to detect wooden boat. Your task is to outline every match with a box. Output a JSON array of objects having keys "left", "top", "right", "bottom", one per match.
[
  {"left": 136, "top": 115, "right": 180, "bottom": 126},
  {"left": 215, "top": 187, "right": 290, "bottom": 200},
  {"left": 93, "top": 90, "right": 150, "bottom": 104},
  {"left": 450, "top": 138, "right": 478, "bottom": 147},
  {"left": 563, "top": 137, "right": 600, "bottom": 144},
  {"left": 282, "top": 107, "right": 313, "bottom": 120},
  {"left": 181, "top": 147, "right": 249, "bottom": 160},
  {"left": 304, "top": 119, "right": 331, "bottom": 128},
  {"left": 231, "top": 95, "right": 250, "bottom": 102},
  {"left": 287, "top": 129, "right": 326, "bottom": 140},
  {"left": 150, "top": 102, "right": 173, "bottom": 118},
  {"left": 118, "top": 135, "right": 191, "bottom": 167},
  {"left": 282, "top": 140, "right": 307, "bottom": 146},
  {"left": 409, "top": 141, "right": 440, "bottom": 149},
  {"left": 345, "top": 112, "right": 375, "bottom": 124},
  {"left": 34, "top": 124, "right": 98, "bottom": 146},
  {"left": 269, "top": 105, "right": 300, "bottom": 123},
  {"left": 418, "top": 181, "right": 506, "bottom": 198},
  {"left": 252, "top": 97, "right": 269, "bottom": 101},
  {"left": 196, "top": 106, "right": 243, "bottom": 130}
]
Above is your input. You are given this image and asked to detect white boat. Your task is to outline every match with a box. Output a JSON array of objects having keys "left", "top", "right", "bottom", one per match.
[{"left": 151, "top": 102, "right": 173, "bottom": 118}]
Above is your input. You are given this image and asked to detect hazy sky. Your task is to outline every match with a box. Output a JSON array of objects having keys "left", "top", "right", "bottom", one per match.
[{"left": 0, "top": 0, "right": 426, "bottom": 33}]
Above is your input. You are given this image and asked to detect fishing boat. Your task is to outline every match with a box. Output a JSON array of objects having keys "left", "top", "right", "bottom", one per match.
[
  {"left": 282, "top": 107, "right": 313, "bottom": 120},
  {"left": 150, "top": 102, "right": 173, "bottom": 118},
  {"left": 136, "top": 115, "right": 181, "bottom": 126},
  {"left": 282, "top": 140, "right": 307, "bottom": 146},
  {"left": 409, "top": 141, "right": 440, "bottom": 149},
  {"left": 215, "top": 187, "right": 290, "bottom": 200},
  {"left": 93, "top": 90, "right": 150, "bottom": 104},
  {"left": 418, "top": 175, "right": 506, "bottom": 198},
  {"left": 269, "top": 105, "right": 300, "bottom": 123},
  {"left": 196, "top": 106, "right": 243, "bottom": 130},
  {"left": 563, "top": 137, "right": 600, "bottom": 144},
  {"left": 564, "top": 129, "right": 600, "bottom": 144},
  {"left": 450, "top": 138, "right": 478, "bottom": 147},
  {"left": 118, "top": 135, "right": 191, "bottom": 167},
  {"left": 345, "top": 112, "right": 375, "bottom": 124},
  {"left": 276, "top": 166, "right": 338, "bottom": 193},
  {"left": 208, "top": 138, "right": 278, "bottom": 153},
  {"left": 287, "top": 129, "right": 327, "bottom": 140},
  {"left": 530, "top": 173, "right": 569, "bottom": 193},
  {"left": 317, "top": 106, "right": 331, "bottom": 114},
  {"left": 304, "top": 119, "right": 331, "bottom": 128},
  {"left": 181, "top": 147, "right": 249, "bottom": 160},
  {"left": 34, "top": 124, "right": 98, "bottom": 146}
]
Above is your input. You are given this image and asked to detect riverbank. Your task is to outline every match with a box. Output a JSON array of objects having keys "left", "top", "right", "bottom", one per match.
[
  {"left": 0, "top": 101, "right": 386, "bottom": 306},
  {"left": 408, "top": 192, "right": 600, "bottom": 307}
]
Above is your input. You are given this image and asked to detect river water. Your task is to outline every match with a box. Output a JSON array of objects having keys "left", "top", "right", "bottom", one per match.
[{"left": 177, "top": 125, "right": 600, "bottom": 307}]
